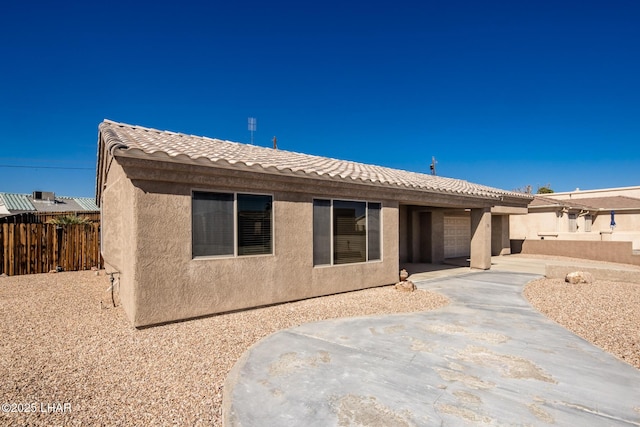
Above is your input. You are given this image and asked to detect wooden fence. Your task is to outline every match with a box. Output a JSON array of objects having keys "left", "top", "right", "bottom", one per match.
[
  {"left": 0, "top": 211, "right": 100, "bottom": 224},
  {"left": 0, "top": 223, "right": 103, "bottom": 275}
]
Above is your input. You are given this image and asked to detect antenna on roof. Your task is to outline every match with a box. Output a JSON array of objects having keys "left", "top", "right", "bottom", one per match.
[
  {"left": 430, "top": 156, "right": 437, "bottom": 176},
  {"left": 248, "top": 117, "right": 256, "bottom": 145}
]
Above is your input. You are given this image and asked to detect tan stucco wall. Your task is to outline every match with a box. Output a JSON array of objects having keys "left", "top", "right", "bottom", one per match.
[
  {"left": 511, "top": 209, "right": 640, "bottom": 250},
  {"left": 491, "top": 215, "right": 510, "bottom": 256},
  {"left": 470, "top": 208, "right": 491, "bottom": 269},
  {"left": 521, "top": 240, "right": 640, "bottom": 266},
  {"left": 510, "top": 209, "right": 559, "bottom": 239},
  {"left": 104, "top": 159, "right": 400, "bottom": 327},
  {"left": 100, "top": 160, "right": 137, "bottom": 319},
  {"left": 99, "top": 153, "right": 531, "bottom": 326},
  {"left": 545, "top": 186, "right": 640, "bottom": 200}
]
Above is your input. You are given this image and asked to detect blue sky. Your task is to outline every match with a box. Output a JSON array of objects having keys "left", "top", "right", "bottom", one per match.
[{"left": 1, "top": 0, "right": 639, "bottom": 197}]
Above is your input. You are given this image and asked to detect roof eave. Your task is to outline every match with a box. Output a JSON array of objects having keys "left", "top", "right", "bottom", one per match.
[{"left": 111, "top": 149, "right": 519, "bottom": 204}]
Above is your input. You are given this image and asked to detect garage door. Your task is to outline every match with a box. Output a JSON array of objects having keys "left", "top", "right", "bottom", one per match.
[{"left": 444, "top": 216, "right": 470, "bottom": 258}]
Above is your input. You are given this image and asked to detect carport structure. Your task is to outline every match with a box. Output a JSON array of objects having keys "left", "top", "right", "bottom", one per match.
[{"left": 399, "top": 200, "right": 526, "bottom": 269}]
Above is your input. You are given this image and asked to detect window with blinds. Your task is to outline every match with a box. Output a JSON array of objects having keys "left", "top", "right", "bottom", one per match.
[
  {"left": 367, "top": 203, "right": 381, "bottom": 261},
  {"left": 237, "top": 194, "right": 272, "bottom": 256},
  {"left": 333, "top": 200, "right": 366, "bottom": 264},
  {"left": 313, "top": 199, "right": 331, "bottom": 265},
  {"left": 192, "top": 191, "right": 272, "bottom": 258},
  {"left": 313, "top": 199, "right": 381, "bottom": 266},
  {"left": 192, "top": 192, "right": 234, "bottom": 257}
]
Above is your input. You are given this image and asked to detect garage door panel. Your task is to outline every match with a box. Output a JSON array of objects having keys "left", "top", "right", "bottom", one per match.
[{"left": 444, "top": 216, "right": 470, "bottom": 258}]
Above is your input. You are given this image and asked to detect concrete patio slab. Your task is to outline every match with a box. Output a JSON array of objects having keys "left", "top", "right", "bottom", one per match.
[{"left": 223, "top": 271, "right": 640, "bottom": 426}]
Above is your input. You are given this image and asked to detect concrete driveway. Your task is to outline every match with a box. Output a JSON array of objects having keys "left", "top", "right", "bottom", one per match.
[{"left": 223, "top": 271, "right": 640, "bottom": 426}]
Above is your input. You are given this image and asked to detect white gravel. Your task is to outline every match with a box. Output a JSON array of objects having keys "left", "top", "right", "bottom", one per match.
[{"left": 0, "top": 271, "right": 448, "bottom": 426}]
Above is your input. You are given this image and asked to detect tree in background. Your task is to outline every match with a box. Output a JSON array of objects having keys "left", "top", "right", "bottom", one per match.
[
  {"left": 47, "top": 215, "right": 92, "bottom": 225},
  {"left": 513, "top": 185, "right": 533, "bottom": 194},
  {"left": 536, "top": 184, "right": 554, "bottom": 194},
  {"left": 513, "top": 184, "right": 554, "bottom": 194}
]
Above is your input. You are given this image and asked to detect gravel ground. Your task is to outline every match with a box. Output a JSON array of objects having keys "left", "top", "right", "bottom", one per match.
[
  {"left": 524, "top": 278, "right": 640, "bottom": 370},
  {"left": 0, "top": 271, "right": 448, "bottom": 426},
  {"left": 2, "top": 270, "right": 637, "bottom": 426}
]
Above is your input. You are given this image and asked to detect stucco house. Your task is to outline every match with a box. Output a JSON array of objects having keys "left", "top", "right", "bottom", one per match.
[
  {"left": 510, "top": 186, "right": 640, "bottom": 251},
  {"left": 96, "top": 120, "right": 531, "bottom": 327}
]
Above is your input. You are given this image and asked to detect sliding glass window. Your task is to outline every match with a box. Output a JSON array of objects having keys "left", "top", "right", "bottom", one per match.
[
  {"left": 192, "top": 191, "right": 272, "bottom": 258},
  {"left": 313, "top": 199, "right": 381, "bottom": 266}
]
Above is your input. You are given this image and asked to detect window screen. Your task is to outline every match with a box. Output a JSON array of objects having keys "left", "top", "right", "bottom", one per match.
[
  {"left": 367, "top": 203, "right": 381, "bottom": 260},
  {"left": 237, "top": 194, "right": 272, "bottom": 255},
  {"left": 313, "top": 199, "right": 331, "bottom": 265},
  {"left": 313, "top": 199, "right": 382, "bottom": 266},
  {"left": 333, "top": 200, "right": 366, "bottom": 264},
  {"left": 192, "top": 192, "right": 234, "bottom": 257}
]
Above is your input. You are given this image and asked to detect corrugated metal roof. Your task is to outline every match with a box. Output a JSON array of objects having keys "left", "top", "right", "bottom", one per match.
[
  {"left": 0, "top": 193, "right": 99, "bottom": 213},
  {"left": 99, "top": 120, "right": 533, "bottom": 202},
  {"left": 73, "top": 197, "right": 100, "bottom": 211},
  {"left": 0, "top": 193, "right": 36, "bottom": 211}
]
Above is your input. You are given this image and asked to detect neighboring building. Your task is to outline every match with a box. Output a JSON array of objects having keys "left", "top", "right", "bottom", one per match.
[
  {"left": 0, "top": 191, "right": 99, "bottom": 220},
  {"left": 510, "top": 186, "right": 640, "bottom": 251},
  {"left": 96, "top": 120, "right": 531, "bottom": 327}
]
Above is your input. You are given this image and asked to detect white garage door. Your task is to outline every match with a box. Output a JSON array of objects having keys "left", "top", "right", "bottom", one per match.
[{"left": 444, "top": 216, "right": 470, "bottom": 258}]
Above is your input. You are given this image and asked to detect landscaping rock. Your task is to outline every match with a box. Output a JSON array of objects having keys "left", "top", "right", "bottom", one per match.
[
  {"left": 395, "top": 280, "right": 416, "bottom": 292},
  {"left": 565, "top": 271, "right": 594, "bottom": 284}
]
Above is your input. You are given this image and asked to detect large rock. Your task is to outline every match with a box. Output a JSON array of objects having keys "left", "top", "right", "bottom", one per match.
[
  {"left": 565, "top": 271, "right": 594, "bottom": 284},
  {"left": 395, "top": 280, "right": 416, "bottom": 292}
]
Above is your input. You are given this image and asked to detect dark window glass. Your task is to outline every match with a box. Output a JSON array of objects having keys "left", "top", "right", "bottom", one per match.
[
  {"left": 333, "top": 200, "right": 366, "bottom": 264},
  {"left": 237, "top": 194, "right": 272, "bottom": 256},
  {"left": 192, "top": 192, "right": 234, "bottom": 257},
  {"left": 367, "top": 203, "right": 381, "bottom": 261},
  {"left": 313, "top": 199, "right": 331, "bottom": 265}
]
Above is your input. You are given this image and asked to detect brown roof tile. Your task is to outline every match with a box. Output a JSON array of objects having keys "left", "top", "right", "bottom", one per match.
[{"left": 100, "top": 120, "right": 532, "bottom": 201}]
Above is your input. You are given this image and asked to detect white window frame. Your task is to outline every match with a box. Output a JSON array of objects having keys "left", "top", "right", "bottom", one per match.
[{"left": 191, "top": 189, "right": 274, "bottom": 259}]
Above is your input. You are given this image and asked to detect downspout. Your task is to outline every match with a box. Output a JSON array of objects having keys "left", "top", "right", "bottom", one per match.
[{"left": 106, "top": 271, "right": 120, "bottom": 308}]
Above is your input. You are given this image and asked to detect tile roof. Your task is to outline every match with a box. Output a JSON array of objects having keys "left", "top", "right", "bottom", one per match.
[
  {"left": 530, "top": 195, "right": 640, "bottom": 211},
  {"left": 99, "top": 120, "right": 532, "bottom": 201},
  {"left": 528, "top": 196, "right": 562, "bottom": 208}
]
